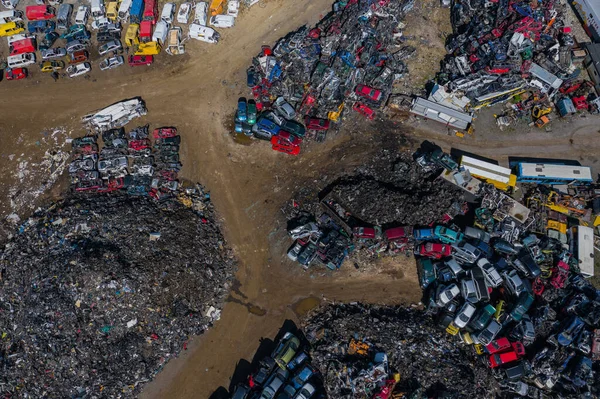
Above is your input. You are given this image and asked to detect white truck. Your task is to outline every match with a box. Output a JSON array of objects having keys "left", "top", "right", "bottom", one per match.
[
  {"left": 82, "top": 98, "right": 148, "bottom": 131},
  {"left": 188, "top": 23, "right": 219, "bottom": 43},
  {"left": 166, "top": 26, "right": 184, "bottom": 55}
]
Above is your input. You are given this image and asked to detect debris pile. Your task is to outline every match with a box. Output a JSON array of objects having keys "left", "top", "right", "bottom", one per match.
[
  {"left": 284, "top": 151, "right": 465, "bottom": 270},
  {"left": 0, "top": 193, "right": 235, "bottom": 398},
  {"left": 415, "top": 0, "right": 600, "bottom": 131},
  {"left": 235, "top": 0, "right": 418, "bottom": 153},
  {"left": 304, "top": 303, "right": 490, "bottom": 398}
]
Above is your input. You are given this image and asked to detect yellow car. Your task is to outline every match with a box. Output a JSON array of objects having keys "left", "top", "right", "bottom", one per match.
[
  {"left": 446, "top": 323, "right": 460, "bottom": 336},
  {"left": 40, "top": 60, "right": 65, "bottom": 72},
  {"left": 0, "top": 21, "right": 25, "bottom": 37},
  {"left": 134, "top": 41, "right": 162, "bottom": 56},
  {"left": 494, "top": 300, "right": 505, "bottom": 321},
  {"left": 474, "top": 344, "right": 484, "bottom": 355},
  {"left": 125, "top": 23, "right": 140, "bottom": 47},
  {"left": 106, "top": 1, "right": 119, "bottom": 21}
]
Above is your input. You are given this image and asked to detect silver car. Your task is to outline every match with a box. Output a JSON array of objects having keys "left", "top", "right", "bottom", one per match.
[
  {"left": 65, "top": 39, "right": 87, "bottom": 53},
  {"left": 98, "top": 39, "right": 122, "bottom": 55},
  {"left": 41, "top": 47, "right": 67, "bottom": 60},
  {"left": 99, "top": 55, "right": 124, "bottom": 71},
  {"left": 274, "top": 96, "right": 296, "bottom": 119},
  {"left": 288, "top": 223, "right": 319, "bottom": 240},
  {"left": 98, "top": 156, "right": 128, "bottom": 173},
  {"left": 475, "top": 320, "right": 501, "bottom": 346}
]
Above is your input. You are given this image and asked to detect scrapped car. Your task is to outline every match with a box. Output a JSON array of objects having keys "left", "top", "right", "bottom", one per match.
[
  {"left": 271, "top": 131, "right": 301, "bottom": 155},
  {"left": 489, "top": 351, "right": 519, "bottom": 368},
  {"left": 469, "top": 304, "right": 496, "bottom": 331},
  {"left": 65, "top": 39, "right": 87, "bottom": 53},
  {"left": 503, "top": 270, "right": 525, "bottom": 296},
  {"left": 98, "top": 39, "right": 122, "bottom": 55},
  {"left": 177, "top": 2, "right": 192, "bottom": 23},
  {"left": 288, "top": 223, "right": 319, "bottom": 240},
  {"left": 353, "top": 102, "right": 375, "bottom": 119},
  {"left": 454, "top": 302, "right": 476, "bottom": 328},
  {"left": 486, "top": 337, "right": 511, "bottom": 355},
  {"left": 452, "top": 242, "right": 482, "bottom": 264},
  {"left": 354, "top": 84, "right": 383, "bottom": 102},
  {"left": 418, "top": 242, "right": 452, "bottom": 259},
  {"left": 436, "top": 284, "right": 460, "bottom": 307},
  {"left": 98, "top": 156, "right": 128, "bottom": 173},
  {"left": 128, "top": 54, "right": 153, "bottom": 66},
  {"left": 39, "top": 32, "right": 59, "bottom": 50},
  {"left": 41, "top": 47, "right": 66, "bottom": 60},
  {"left": 68, "top": 50, "right": 89, "bottom": 64},
  {"left": 236, "top": 98, "right": 247, "bottom": 121},
  {"left": 281, "top": 120, "right": 305, "bottom": 137},
  {"left": 272, "top": 332, "right": 300, "bottom": 370},
  {"left": 260, "top": 367, "right": 289, "bottom": 399},
  {"left": 274, "top": 96, "right": 296, "bottom": 119},
  {"left": 209, "top": 14, "right": 234, "bottom": 28},
  {"left": 297, "top": 243, "right": 317, "bottom": 267},
  {"left": 69, "top": 155, "right": 97, "bottom": 173},
  {"left": 5, "top": 67, "right": 27, "bottom": 80},
  {"left": 293, "top": 383, "right": 315, "bottom": 399},
  {"left": 99, "top": 55, "right": 124, "bottom": 70},
  {"left": 476, "top": 320, "right": 501, "bottom": 346},
  {"left": 477, "top": 258, "right": 503, "bottom": 287},
  {"left": 7, "top": 52, "right": 35, "bottom": 68},
  {"left": 304, "top": 117, "right": 329, "bottom": 131},
  {"left": 510, "top": 292, "right": 534, "bottom": 322},
  {"left": 287, "top": 241, "right": 305, "bottom": 262},
  {"left": 413, "top": 227, "right": 435, "bottom": 241},
  {"left": 434, "top": 225, "right": 464, "bottom": 244},
  {"left": 40, "top": 60, "right": 64, "bottom": 72}
]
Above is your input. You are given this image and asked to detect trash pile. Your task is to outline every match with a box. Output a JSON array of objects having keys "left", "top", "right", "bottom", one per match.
[
  {"left": 0, "top": 193, "right": 235, "bottom": 398},
  {"left": 69, "top": 98, "right": 182, "bottom": 199},
  {"left": 234, "top": 0, "right": 418, "bottom": 153},
  {"left": 228, "top": 331, "right": 325, "bottom": 399},
  {"left": 303, "top": 303, "right": 491, "bottom": 398},
  {"left": 284, "top": 151, "right": 465, "bottom": 270},
  {"left": 416, "top": 0, "right": 600, "bottom": 130}
]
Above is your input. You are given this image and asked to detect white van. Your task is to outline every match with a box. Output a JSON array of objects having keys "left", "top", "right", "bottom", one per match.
[
  {"left": 188, "top": 23, "right": 218, "bottom": 43},
  {"left": 0, "top": 10, "right": 22, "bottom": 24},
  {"left": 152, "top": 20, "right": 169, "bottom": 44},
  {"left": 0, "top": 0, "right": 18, "bottom": 10},
  {"left": 160, "top": 2, "right": 175, "bottom": 24},
  {"left": 227, "top": 0, "right": 238, "bottom": 17},
  {"left": 118, "top": 0, "right": 132, "bottom": 20},
  {"left": 7, "top": 52, "right": 35, "bottom": 67},
  {"left": 176, "top": 2, "right": 191, "bottom": 24},
  {"left": 56, "top": 3, "right": 72, "bottom": 31},
  {"left": 209, "top": 14, "right": 234, "bottom": 28},
  {"left": 193, "top": 1, "right": 207, "bottom": 25},
  {"left": 75, "top": 5, "right": 89, "bottom": 25},
  {"left": 91, "top": 0, "right": 105, "bottom": 18}
]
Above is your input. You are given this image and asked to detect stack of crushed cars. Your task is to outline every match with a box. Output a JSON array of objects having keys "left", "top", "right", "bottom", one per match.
[
  {"left": 236, "top": 0, "right": 417, "bottom": 153},
  {"left": 429, "top": 0, "right": 600, "bottom": 126},
  {"left": 228, "top": 331, "right": 325, "bottom": 399},
  {"left": 410, "top": 151, "right": 600, "bottom": 396},
  {"left": 68, "top": 125, "right": 182, "bottom": 200}
]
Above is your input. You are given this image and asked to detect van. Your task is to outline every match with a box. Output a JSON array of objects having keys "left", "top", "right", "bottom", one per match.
[
  {"left": 129, "top": 0, "right": 143, "bottom": 23},
  {"left": 227, "top": 0, "right": 239, "bottom": 17},
  {"left": 160, "top": 2, "right": 175, "bottom": 24},
  {"left": 25, "top": 5, "right": 55, "bottom": 20},
  {"left": 118, "top": 0, "right": 132, "bottom": 20},
  {"left": 188, "top": 23, "right": 218, "bottom": 43},
  {"left": 0, "top": 21, "right": 24, "bottom": 36},
  {"left": 124, "top": 23, "right": 139, "bottom": 46},
  {"left": 91, "top": 0, "right": 105, "bottom": 18},
  {"left": 0, "top": 10, "right": 23, "bottom": 24},
  {"left": 9, "top": 37, "right": 35, "bottom": 55},
  {"left": 209, "top": 14, "right": 234, "bottom": 28},
  {"left": 74, "top": 6, "right": 89, "bottom": 25},
  {"left": 56, "top": 3, "right": 72, "bottom": 31},
  {"left": 209, "top": 0, "right": 225, "bottom": 15},
  {"left": 139, "top": 20, "right": 152, "bottom": 41},
  {"left": 7, "top": 52, "right": 36, "bottom": 68},
  {"left": 166, "top": 26, "right": 184, "bottom": 55},
  {"left": 106, "top": 1, "right": 119, "bottom": 21},
  {"left": 193, "top": 2, "right": 208, "bottom": 25},
  {"left": 151, "top": 20, "right": 168, "bottom": 44}
]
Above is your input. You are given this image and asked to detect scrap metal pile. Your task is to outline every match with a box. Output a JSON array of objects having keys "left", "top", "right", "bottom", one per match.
[
  {"left": 304, "top": 303, "right": 491, "bottom": 398},
  {"left": 284, "top": 151, "right": 465, "bottom": 270},
  {"left": 0, "top": 193, "right": 235, "bottom": 398},
  {"left": 235, "top": 0, "right": 417, "bottom": 153},
  {"left": 428, "top": 0, "right": 600, "bottom": 127},
  {"left": 69, "top": 98, "right": 182, "bottom": 199}
]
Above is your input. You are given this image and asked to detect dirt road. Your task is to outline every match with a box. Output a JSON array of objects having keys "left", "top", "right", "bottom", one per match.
[{"left": 1, "top": 0, "right": 600, "bottom": 397}]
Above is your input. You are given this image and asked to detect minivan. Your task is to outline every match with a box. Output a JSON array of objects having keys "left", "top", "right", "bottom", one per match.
[
  {"left": 0, "top": 10, "right": 23, "bottom": 24},
  {"left": 189, "top": 23, "right": 219, "bottom": 42},
  {"left": 74, "top": 5, "right": 89, "bottom": 25},
  {"left": 7, "top": 52, "right": 36, "bottom": 68},
  {"left": 151, "top": 20, "right": 168, "bottom": 44},
  {"left": 91, "top": 0, "right": 105, "bottom": 18},
  {"left": 209, "top": 14, "right": 234, "bottom": 28},
  {"left": 194, "top": 1, "right": 208, "bottom": 25},
  {"left": 160, "top": 2, "right": 175, "bottom": 24},
  {"left": 56, "top": 3, "right": 72, "bottom": 31}
]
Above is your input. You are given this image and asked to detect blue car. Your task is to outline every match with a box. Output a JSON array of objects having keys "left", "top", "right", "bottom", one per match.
[
  {"left": 246, "top": 66, "right": 256, "bottom": 87},
  {"left": 291, "top": 365, "right": 316, "bottom": 389},
  {"left": 413, "top": 228, "right": 434, "bottom": 241},
  {"left": 28, "top": 20, "right": 56, "bottom": 34},
  {"left": 237, "top": 99, "right": 247, "bottom": 122},
  {"left": 253, "top": 116, "right": 281, "bottom": 140}
]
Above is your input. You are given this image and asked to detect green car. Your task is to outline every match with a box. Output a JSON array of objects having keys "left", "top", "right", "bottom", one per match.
[
  {"left": 434, "top": 225, "right": 464, "bottom": 244},
  {"left": 247, "top": 100, "right": 257, "bottom": 125},
  {"left": 510, "top": 293, "right": 534, "bottom": 322},
  {"left": 272, "top": 332, "right": 300, "bottom": 370},
  {"left": 469, "top": 304, "right": 496, "bottom": 330},
  {"left": 282, "top": 120, "right": 306, "bottom": 137},
  {"left": 419, "top": 258, "right": 436, "bottom": 289}
]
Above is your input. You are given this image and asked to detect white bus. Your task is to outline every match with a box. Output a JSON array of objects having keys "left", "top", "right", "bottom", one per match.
[
  {"left": 576, "top": 225, "right": 595, "bottom": 278},
  {"left": 460, "top": 156, "right": 516, "bottom": 191},
  {"left": 516, "top": 163, "right": 593, "bottom": 185}
]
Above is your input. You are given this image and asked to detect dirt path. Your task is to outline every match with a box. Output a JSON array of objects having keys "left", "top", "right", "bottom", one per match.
[{"left": 1, "top": 0, "right": 600, "bottom": 397}]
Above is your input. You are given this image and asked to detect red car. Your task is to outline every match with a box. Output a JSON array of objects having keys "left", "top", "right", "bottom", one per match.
[
  {"left": 384, "top": 226, "right": 410, "bottom": 242},
  {"left": 128, "top": 139, "right": 150, "bottom": 151},
  {"left": 128, "top": 55, "right": 154, "bottom": 66},
  {"left": 98, "top": 178, "right": 125, "bottom": 193},
  {"left": 353, "top": 102, "right": 375, "bottom": 119},
  {"left": 488, "top": 351, "right": 518, "bottom": 368},
  {"left": 418, "top": 243, "right": 451, "bottom": 259},
  {"left": 486, "top": 337, "right": 511, "bottom": 355},
  {"left": 550, "top": 260, "right": 569, "bottom": 289},
  {"left": 304, "top": 116, "right": 330, "bottom": 130},
  {"left": 271, "top": 131, "right": 301, "bottom": 156},
  {"left": 354, "top": 84, "right": 383, "bottom": 102},
  {"left": 5, "top": 68, "right": 28, "bottom": 81},
  {"left": 511, "top": 341, "right": 525, "bottom": 358},
  {"left": 152, "top": 127, "right": 177, "bottom": 139},
  {"left": 353, "top": 227, "right": 375, "bottom": 239}
]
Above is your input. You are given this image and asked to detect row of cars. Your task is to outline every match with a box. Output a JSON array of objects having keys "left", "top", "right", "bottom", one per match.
[{"left": 231, "top": 332, "right": 322, "bottom": 399}]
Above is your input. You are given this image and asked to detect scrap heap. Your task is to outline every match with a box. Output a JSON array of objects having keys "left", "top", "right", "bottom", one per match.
[
  {"left": 427, "top": 0, "right": 600, "bottom": 128},
  {"left": 235, "top": 0, "right": 417, "bottom": 153},
  {"left": 284, "top": 151, "right": 465, "bottom": 270}
]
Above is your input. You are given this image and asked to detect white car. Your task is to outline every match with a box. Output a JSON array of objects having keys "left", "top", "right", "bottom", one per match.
[
  {"left": 98, "top": 39, "right": 122, "bottom": 55},
  {"left": 188, "top": 23, "right": 218, "bottom": 43},
  {"left": 477, "top": 258, "right": 503, "bottom": 288},
  {"left": 91, "top": 16, "right": 110, "bottom": 30},
  {"left": 99, "top": 55, "right": 124, "bottom": 70},
  {"left": 67, "top": 62, "right": 91, "bottom": 77},
  {"left": 436, "top": 284, "right": 460, "bottom": 307},
  {"left": 75, "top": 5, "right": 89, "bottom": 25},
  {"left": 209, "top": 14, "right": 234, "bottom": 28},
  {"left": 454, "top": 302, "right": 476, "bottom": 328},
  {"left": 176, "top": 2, "right": 191, "bottom": 23},
  {"left": 227, "top": 0, "right": 239, "bottom": 17},
  {"left": 41, "top": 47, "right": 67, "bottom": 60},
  {"left": 160, "top": 2, "right": 175, "bottom": 24},
  {"left": 152, "top": 20, "right": 169, "bottom": 44},
  {"left": 193, "top": 1, "right": 207, "bottom": 25},
  {"left": 7, "top": 52, "right": 35, "bottom": 68}
]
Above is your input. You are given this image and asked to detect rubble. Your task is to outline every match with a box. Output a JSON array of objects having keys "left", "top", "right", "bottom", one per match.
[
  {"left": 234, "top": 0, "right": 418, "bottom": 152},
  {"left": 0, "top": 193, "right": 235, "bottom": 398}
]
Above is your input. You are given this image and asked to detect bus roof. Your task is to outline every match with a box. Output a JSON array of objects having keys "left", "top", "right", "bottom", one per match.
[
  {"left": 577, "top": 226, "right": 595, "bottom": 278},
  {"left": 460, "top": 156, "right": 511, "bottom": 184},
  {"left": 518, "top": 163, "right": 592, "bottom": 181}
]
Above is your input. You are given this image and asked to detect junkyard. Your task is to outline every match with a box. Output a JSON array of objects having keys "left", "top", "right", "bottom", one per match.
[{"left": 1, "top": 0, "right": 600, "bottom": 398}]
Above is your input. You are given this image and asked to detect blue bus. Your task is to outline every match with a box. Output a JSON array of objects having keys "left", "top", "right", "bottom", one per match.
[
  {"left": 130, "top": 0, "right": 144, "bottom": 24},
  {"left": 516, "top": 163, "right": 593, "bottom": 185}
]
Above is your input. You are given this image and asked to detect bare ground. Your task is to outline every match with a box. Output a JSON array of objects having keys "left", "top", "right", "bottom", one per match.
[{"left": 0, "top": 0, "right": 599, "bottom": 397}]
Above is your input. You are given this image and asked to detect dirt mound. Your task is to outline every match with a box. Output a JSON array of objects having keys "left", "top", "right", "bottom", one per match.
[{"left": 0, "top": 193, "right": 235, "bottom": 398}]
